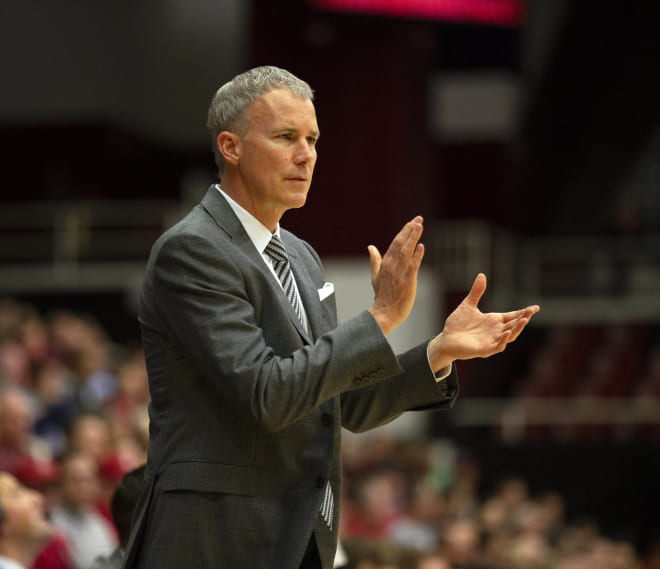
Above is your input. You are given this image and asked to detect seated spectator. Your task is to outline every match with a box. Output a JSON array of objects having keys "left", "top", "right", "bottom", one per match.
[
  {"left": 439, "top": 519, "right": 482, "bottom": 569},
  {"left": 343, "top": 470, "right": 402, "bottom": 541},
  {"left": 0, "top": 340, "right": 32, "bottom": 388},
  {"left": 48, "top": 311, "right": 118, "bottom": 411},
  {"left": 89, "top": 463, "right": 146, "bottom": 569},
  {"left": 389, "top": 481, "right": 446, "bottom": 553},
  {"left": 49, "top": 451, "right": 117, "bottom": 569},
  {"left": 0, "top": 470, "right": 54, "bottom": 569},
  {"left": 32, "top": 360, "right": 80, "bottom": 457},
  {"left": 0, "top": 387, "right": 56, "bottom": 489},
  {"left": 66, "top": 413, "right": 113, "bottom": 467}
]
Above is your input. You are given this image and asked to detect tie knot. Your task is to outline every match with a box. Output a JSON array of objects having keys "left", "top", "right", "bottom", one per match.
[{"left": 264, "top": 236, "right": 288, "bottom": 263}]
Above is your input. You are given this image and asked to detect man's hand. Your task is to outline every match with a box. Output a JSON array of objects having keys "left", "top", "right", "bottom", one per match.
[
  {"left": 429, "top": 273, "right": 540, "bottom": 371},
  {"left": 368, "top": 216, "right": 425, "bottom": 336}
]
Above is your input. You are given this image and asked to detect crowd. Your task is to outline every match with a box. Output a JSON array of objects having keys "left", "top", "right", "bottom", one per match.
[
  {"left": 0, "top": 297, "right": 148, "bottom": 569},
  {"left": 0, "top": 297, "right": 658, "bottom": 569},
  {"left": 338, "top": 435, "right": 658, "bottom": 569}
]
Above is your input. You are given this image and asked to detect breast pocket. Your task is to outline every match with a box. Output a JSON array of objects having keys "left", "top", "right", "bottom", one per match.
[{"left": 320, "top": 293, "right": 337, "bottom": 329}]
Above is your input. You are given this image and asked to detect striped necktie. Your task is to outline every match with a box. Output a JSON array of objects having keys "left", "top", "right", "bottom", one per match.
[
  {"left": 264, "top": 235, "right": 305, "bottom": 329},
  {"left": 264, "top": 235, "right": 333, "bottom": 529}
]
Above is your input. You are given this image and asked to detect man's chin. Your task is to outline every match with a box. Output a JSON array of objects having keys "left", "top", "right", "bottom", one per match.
[{"left": 288, "top": 193, "right": 309, "bottom": 210}]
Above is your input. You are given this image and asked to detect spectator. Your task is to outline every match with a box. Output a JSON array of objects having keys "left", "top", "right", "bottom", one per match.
[
  {"left": 107, "top": 347, "right": 149, "bottom": 425},
  {"left": 49, "top": 451, "right": 117, "bottom": 569},
  {"left": 0, "top": 340, "right": 32, "bottom": 388},
  {"left": 440, "top": 519, "right": 482, "bottom": 568},
  {"left": 0, "top": 470, "right": 54, "bottom": 569},
  {"left": 0, "top": 387, "right": 55, "bottom": 488},
  {"left": 66, "top": 413, "right": 113, "bottom": 466},
  {"left": 389, "top": 481, "right": 446, "bottom": 552},
  {"left": 47, "top": 312, "right": 117, "bottom": 410},
  {"left": 89, "top": 464, "right": 146, "bottom": 569},
  {"left": 343, "top": 470, "right": 402, "bottom": 541},
  {"left": 32, "top": 360, "right": 80, "bottom": 457}
]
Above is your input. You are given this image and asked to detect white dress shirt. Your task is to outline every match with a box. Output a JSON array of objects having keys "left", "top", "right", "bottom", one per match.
[{"left": 217, "top": 186, "right": 309, "bottom": 333}]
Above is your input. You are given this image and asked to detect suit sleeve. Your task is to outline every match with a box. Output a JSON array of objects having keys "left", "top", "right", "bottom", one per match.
[
  {"left": 141, "top": 229, "right": 404, "bottom": 433},
  {"left": 290, "top": 232, "right": 460, "bottom": 434},
  {"left": 339, "top": 342, "right": 459, "bottom": 433}
]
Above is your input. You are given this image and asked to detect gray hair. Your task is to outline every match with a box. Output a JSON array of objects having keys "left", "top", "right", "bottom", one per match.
[{"left": 206, "top": 66, "right": 314, "bottom": 178}]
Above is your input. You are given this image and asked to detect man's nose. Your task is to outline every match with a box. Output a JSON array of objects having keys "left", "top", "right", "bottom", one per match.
[{"left": 294, "top": 139, "right": 316, "bottom": 163}]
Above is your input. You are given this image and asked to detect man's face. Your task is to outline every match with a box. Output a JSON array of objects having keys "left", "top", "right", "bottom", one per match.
[
  {"left": 233, "top": 88, "right": 319, "bottom": 226},
  {"left": 0, "top": 472, "right": 52, "bottom": 546},
  {"left": 59, "top": 454, "right": 100, "bottom": 509},
  {"left": 0, "top": 392, "right": 33, "bottom": 449}
]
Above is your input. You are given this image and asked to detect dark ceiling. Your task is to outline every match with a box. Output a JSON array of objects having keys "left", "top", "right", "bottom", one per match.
[
  {"left": 519, "top": 1, "right": 660, "bottom": 235},
  {"left": 2, "top": 0, "right": 659, "bottom": 240}
]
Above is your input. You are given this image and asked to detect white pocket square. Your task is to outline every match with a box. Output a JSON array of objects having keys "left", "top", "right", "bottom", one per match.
[{"left": 318, "top": 282, "right": 334, "bottom": 301}]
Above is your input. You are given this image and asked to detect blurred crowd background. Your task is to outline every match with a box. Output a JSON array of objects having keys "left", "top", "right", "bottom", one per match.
[
  {"left": 1, "top": 299, "right": 659, "bottom": 568},
  {"left": 1, "top": 0, "right": 660, "bottom": 568}
]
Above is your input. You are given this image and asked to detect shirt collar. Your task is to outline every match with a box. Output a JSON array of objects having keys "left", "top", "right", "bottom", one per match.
[{"left": 216, "top": 185, "right": 279, "bottom": 254}]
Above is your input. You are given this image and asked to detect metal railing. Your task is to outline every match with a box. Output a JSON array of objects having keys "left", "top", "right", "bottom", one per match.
[
  {"left": 431, "top": 220, "right": 660, "bottom": 323},
  {"left": 451, "top": 396, "right": 660, "bottom": 443},
  {"left": 1, "top": 208, "right": 659, "bottom": 323},
  {"left": 0, "top": 199, "right": 181, "bottom": 293}
]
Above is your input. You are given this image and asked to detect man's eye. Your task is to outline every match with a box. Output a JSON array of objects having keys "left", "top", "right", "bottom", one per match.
[
  {"left": 307, "top": 137, "right": 317, "bottom": 146},
  {"left": 279, "top": 133, "right": 293, "bottom": 140}
]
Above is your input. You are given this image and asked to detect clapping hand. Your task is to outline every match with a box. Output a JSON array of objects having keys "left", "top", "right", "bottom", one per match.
[{"left": 429, "top": 273, "right": 540, "bottom": 371}]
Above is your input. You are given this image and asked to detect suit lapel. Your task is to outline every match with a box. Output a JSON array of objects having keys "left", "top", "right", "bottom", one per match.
[
  {"left": 201, "top": 186, "right": 314, "bottom": 344},
  {"left": 200, "top": 186, "right": 263, "bottom": 266}
]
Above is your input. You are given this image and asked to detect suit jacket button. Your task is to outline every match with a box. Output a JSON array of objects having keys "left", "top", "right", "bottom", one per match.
[
  {"left": 315, "top": 476, "right": 325, "bottom": 489},
  {"left": 321, "top": 413, "right": 332, "bottom": 426}
]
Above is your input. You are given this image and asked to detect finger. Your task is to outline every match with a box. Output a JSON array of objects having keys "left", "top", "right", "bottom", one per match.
[
  {"left": 413, "top": 243, "right": 426, "bottom": 270},
  {"left": 506, "top": 317, "right": 530, "bottom": 343},
  {"left": 500, "top": 305, "right": 540, "bottom": 322},
  {"left": 388, "top": 216, "right": 424, "bottom": 259},
  {"left": 403, "top": 216, "right": 424, "bottom": 252},
  {"left": 464, "top": 273, "right": 487, "bottom": 307},
  {"left": 501, "top": 308, "right": 535, "bottom": 331},
  {"left": 368, "top": 245, "right": 382, "bottom": 284}
]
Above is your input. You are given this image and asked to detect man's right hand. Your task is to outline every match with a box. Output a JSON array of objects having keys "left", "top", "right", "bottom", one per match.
[{"left": 367, "top": 216, "right": 425, "bottom": 336}]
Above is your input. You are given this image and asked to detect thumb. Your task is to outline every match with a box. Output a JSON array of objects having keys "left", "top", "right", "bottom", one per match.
[
  {"left": 368, "top": 245, "right": 382, "bottom": 286},
  {"left": 465, "top": 272, "right": 487, "bottom": 307}
]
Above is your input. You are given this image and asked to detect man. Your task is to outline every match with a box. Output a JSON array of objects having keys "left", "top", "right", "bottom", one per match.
[
  {"left": 122, "top": 66, "right": 539, "bottom": 569},
  {"left": 0, "top": 470, "right": 53, "bottom": 569}
]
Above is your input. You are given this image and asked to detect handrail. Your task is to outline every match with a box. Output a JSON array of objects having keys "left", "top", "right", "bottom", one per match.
[
  {"left": 0, "top": 199, "right": 181, "bottom": 292},
  {"left": 431, "top": 220, "right": 660, "bottom": 323},
  {"left": 451, "top": 396, "right": 660, "bottom": 443}
]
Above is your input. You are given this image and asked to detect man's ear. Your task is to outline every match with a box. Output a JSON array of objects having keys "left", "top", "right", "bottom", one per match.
[{"left": 217, "top": 131, "right": 241, "bottom": 167}]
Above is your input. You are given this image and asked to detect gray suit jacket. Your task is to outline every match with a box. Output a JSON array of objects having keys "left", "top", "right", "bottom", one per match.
[{"left": 122, "top": 187, "right": 458, "bottom": 569}]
